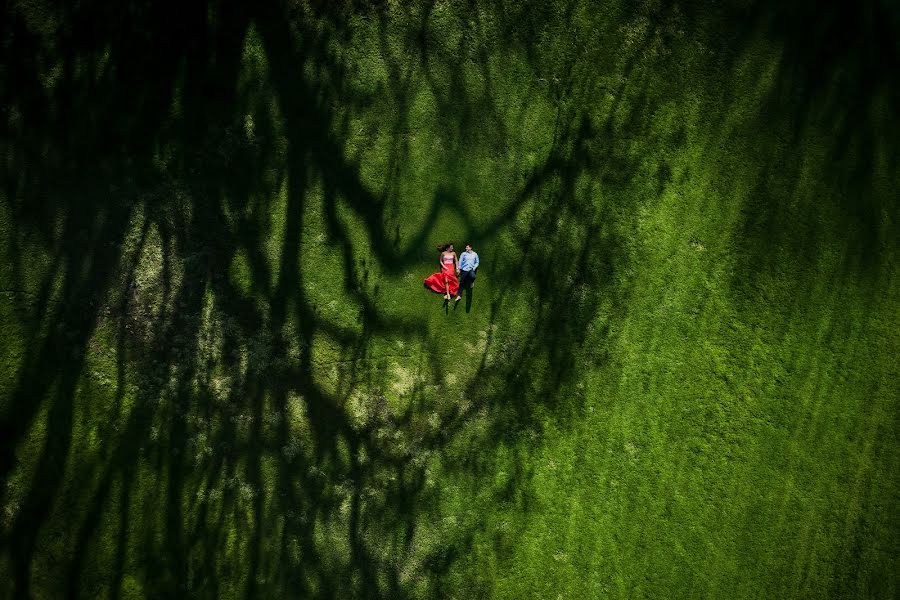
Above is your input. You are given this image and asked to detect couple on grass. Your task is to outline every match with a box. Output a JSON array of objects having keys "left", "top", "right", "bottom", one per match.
[{"left": 423, "top": 242, "right": 479, "bottom": 303}]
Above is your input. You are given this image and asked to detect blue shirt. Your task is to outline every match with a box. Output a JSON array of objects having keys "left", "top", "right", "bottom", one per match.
[{"left": 458, "top": 250, "right": 479, "bottom": 272}]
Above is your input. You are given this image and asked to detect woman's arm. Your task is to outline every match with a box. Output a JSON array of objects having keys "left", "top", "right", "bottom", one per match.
[{"left": 454, "top": 252, "right": 459, "bottom": 272}]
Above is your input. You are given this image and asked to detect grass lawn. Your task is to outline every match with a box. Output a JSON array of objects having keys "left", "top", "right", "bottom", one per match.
[{"left": 1, "top": 0, "right": 898, "bottom": 598}]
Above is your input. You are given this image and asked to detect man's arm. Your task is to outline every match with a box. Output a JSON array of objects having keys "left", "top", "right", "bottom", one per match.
[{"left": 473, "top": 253, "right": 480, "bottom": 270}]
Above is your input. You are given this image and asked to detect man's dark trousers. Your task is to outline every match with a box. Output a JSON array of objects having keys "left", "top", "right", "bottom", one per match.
[{"left": 458, "top": 269, "right": 476, "bottom": 291}]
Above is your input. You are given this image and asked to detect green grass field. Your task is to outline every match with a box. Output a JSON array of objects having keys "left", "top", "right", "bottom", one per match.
[{"left": 1, "top": 1, "right": 898, "bottom": 598}]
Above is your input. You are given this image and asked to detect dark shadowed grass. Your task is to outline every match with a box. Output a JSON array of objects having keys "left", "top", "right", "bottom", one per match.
[{"left": 1, "top": 0, "right": 898, "bottom": 598}]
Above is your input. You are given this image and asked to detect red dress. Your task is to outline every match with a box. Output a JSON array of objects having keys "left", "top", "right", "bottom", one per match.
[{"left": 424, "top": 254, "right": 459, "bottom": 296}]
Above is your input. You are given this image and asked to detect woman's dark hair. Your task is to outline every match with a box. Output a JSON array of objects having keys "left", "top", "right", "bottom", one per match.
[{"left": 437, "top": 243, "right": 453, "bottom": 252}]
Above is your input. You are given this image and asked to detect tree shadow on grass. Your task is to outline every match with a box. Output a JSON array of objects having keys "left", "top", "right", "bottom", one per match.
[
  {"left": 0, "top": 1, "right": 661, "bottom": 598},
  {"left": 717, "top": 0, "right": 900, "bottom": 290}
]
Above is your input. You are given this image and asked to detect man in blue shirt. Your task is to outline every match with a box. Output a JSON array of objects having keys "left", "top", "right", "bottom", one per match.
[{"left": 454, "top": 243, "right": 479, "bottom": 303}]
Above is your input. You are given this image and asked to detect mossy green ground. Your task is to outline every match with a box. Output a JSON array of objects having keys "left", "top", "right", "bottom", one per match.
[{"left": 1, "top": 1, "right": 898, "bottom": 598}]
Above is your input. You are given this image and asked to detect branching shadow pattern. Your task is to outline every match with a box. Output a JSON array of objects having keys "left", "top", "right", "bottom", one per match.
[{"left": 0, "top": 0, "right": 896, "bottom": 598}]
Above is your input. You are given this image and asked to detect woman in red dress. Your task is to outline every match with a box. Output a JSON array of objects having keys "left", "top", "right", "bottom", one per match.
[{"left": 424, "top": 243, "right": 459, "bottom": 301}]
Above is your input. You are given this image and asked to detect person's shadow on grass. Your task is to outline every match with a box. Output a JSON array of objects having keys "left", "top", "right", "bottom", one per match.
[{"left": 450, "top": 282, "right": 474, "bottom": 313}]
